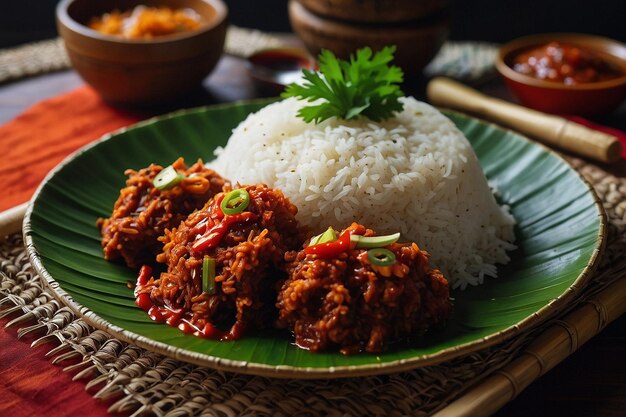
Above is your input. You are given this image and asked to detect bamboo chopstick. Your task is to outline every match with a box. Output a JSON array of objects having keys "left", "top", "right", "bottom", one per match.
[
  {"left": 433, "top": 270, "right": 626, "bottom": 417},
  {"left": 426, "top": 77, "right": 623, "bottom": 164}
]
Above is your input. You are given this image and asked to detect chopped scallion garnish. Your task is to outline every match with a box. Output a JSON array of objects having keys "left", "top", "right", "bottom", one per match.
[
  {"left": 220, "top": 189, "right": 250, "bottom": 215},
  {"left": 367, "top": 248, "right": 396, "bottom": 266},
  {"left": 351, "top": 232, "right": 400, "bottom": 248},
  {"left": 153, "top": 165, "right": 185, "bottom": 190},
  {"left": 202, "top": 256, "right": 216, "bottom": 294},
  {"left": 309, "top": 226, "right": 337, "bottom": 246}
]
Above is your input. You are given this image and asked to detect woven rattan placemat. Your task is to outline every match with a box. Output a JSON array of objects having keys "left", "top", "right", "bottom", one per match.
[{"left": 1, "top": 29, "right": 625, "bottom": 416}]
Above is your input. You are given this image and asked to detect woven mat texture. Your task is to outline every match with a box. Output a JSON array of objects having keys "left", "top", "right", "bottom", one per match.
[{"left": 1, "top": 155, "right": 625, "bottom": 417}]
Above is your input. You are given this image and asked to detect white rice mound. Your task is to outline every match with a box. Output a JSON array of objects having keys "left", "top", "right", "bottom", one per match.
[{"left": 210, "top": 97, "right": 516, "bottom": 289}]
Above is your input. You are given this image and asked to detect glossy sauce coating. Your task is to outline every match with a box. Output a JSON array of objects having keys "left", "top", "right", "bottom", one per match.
[{"left": 134, "top": 265, "right": 239, "bottom": 340}]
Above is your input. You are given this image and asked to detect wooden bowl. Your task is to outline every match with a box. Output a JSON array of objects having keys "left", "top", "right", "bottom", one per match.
[
  {"left": 56, "top": 0, "right": 228, "bottom": 106},
  {"left": 495, "top": 33, "right": 626, "bottom": 115},
  {"left": 297, "top": 0, "right": 449, "bottom": 23},
  {"left": 288, "top": 0, "right": 448, "bottom": 77}
]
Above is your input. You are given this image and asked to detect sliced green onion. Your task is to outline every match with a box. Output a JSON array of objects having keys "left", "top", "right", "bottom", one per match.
[
  {"left": 367, "top": 248, "right": 396, "bottom": 266},
  {"left": 309, "top": 227, "right": 337, "bottom": 246},
  {"left": 308, "top": 233, "right": 322, "bottom": 246},
  {"left": 153, "top": 165, "right": 185, "bottom": 190},
  {"left": 220, "top": 189, "right": 250, "bottom": 215},
  {"left": 319, "top": 227, "right": 337, "bottom": 243},
  {"left": 202, "top": 256, "right": 216, "bottom": 294},
  {"left": 351, "top": 232, "right": 401, "bottom": 248}
]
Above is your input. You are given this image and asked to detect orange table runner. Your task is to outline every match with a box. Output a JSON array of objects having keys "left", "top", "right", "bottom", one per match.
[
  {"left": 0, "top": 86, "right": 144, "bottom": 211},
  {"left": 0, "top": 316, "right": 125, "bottom": 417}
]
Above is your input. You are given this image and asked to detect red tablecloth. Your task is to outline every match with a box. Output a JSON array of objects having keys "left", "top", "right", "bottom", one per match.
[{"left": 0, "top": 318, "right": 125, "bottom": 417}]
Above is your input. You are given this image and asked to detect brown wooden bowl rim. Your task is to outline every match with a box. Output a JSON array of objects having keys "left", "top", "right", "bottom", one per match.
[
  {"left": 295, "top": 0, "right": 449, "bottom": 23},
  {"left": 289, "top": 0, "right": 449, "bottom": 34}
]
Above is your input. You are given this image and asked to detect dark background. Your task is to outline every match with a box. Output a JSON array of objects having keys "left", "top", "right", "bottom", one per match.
[{"left": 1, "top": 0, "right": 625, "bottom": 48}]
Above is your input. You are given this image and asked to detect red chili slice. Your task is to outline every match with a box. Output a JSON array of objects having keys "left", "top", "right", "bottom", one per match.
[
  {"left": 304, "top": 229, "right": 352, "bottom": 259},
  {"left": 134, "top": 265, "right": 153, "bottom": 311},
  {"left": 191, "top": 211, "right": 258, "bottom": 253}
]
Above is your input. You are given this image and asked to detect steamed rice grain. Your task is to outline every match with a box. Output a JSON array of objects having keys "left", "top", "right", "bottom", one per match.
[{"left": 210, "top": 97, "right": 516, "bottom": 289}]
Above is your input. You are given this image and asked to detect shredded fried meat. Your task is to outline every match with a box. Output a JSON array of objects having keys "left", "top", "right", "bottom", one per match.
[
  {"left": 276, "top": 223, "right": 452, "bottom": 354},
  {"left": 138, "top": 184, "right": 308, "bottom": 339},
  {"left": 97, "top": 158, "right": 228, "bottom": 268}
]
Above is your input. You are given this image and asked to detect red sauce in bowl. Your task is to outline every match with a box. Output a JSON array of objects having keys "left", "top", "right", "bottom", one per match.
[{"left": 511, "top": 41, "right": 623, "bottom": 85}]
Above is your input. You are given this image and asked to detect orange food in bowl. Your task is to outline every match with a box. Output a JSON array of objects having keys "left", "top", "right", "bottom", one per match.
[
  {"left": 89, "top": 6, "right": 205, "bottom": 39},
  {"left": 56, "top": 0, "right": 228, "bottom": 106}
]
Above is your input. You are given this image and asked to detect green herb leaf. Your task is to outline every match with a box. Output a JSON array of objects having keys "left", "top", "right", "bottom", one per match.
[{"left": 282, "top": 46, "right": 405, "bottom": 123}]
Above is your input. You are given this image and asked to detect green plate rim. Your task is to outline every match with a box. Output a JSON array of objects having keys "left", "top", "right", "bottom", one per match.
[{"left": 22, "top": 99, "right": 607, "bottom": 379}]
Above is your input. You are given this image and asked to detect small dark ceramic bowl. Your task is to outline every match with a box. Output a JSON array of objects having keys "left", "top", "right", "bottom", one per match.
[
  {"left": 246, "top": 47, "right": 316, "bottom": 95},
  {"left": 56, "top": 0, "right": 228, "bottom": 106},
  {"left": 496, "top": 33, "right": 626, "bottom": 115}
]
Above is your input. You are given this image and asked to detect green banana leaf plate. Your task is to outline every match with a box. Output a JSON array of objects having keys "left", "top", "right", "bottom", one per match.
[{"left": 23, "top": 99, "right": 605, "bottom": 378}]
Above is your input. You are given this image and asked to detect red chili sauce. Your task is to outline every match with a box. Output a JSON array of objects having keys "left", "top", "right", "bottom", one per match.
[
  {"left": 134, "top": 265, "right": 246, "bottom": 340},
  {"left": 512, "top": 41, "right": 623, "bottom": 85},
  {"left": 249, "top": 48, "right": 316, "bottom": 73}
]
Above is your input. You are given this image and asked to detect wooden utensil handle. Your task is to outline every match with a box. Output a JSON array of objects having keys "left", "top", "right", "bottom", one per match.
[
  {"left": 0, "top": 202, "right": 27, "bottom": 238},
  {"left": 426, "top": 77, "right": 622, "bottom": 163}
]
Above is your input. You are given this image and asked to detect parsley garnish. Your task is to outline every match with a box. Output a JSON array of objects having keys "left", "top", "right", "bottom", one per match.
[{"left": 281, "top": 46, "right": 405, "bottom": 124}]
